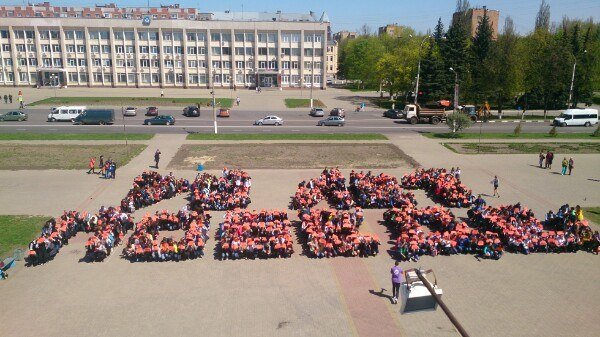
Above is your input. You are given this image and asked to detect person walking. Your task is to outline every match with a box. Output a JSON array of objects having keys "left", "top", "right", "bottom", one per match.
[
  {"left": 561, "top": 157, "right": 568, "bottom": 175},
  {"left": 546, "top": 151, "right": 554, "bottom": 169},
  {"left": 98, "top": 155, "right": 104, "bottom": 175},
  {"left": 492, "top": 176, "right": 500, "bottom": 198},
  {"left": 390, "top": 261, "right": 403, "bottom": 304},
  {"left": 87, "top": 157, "right": 96, "bottom": 174},
  {"left": 568, "top": 157, "right": 574, "bottom": 175},
  {"left": 236, "top": 96, "right": 240, "bottom": 106},
  {"left": 18, "top": 92, "right": 24, "bottom": 109},
  {"left": 538, "top": 150, "right": 545, "bottom": 168},
  {"left": 154, "top": 149, "right": 161, "bottom": 169},
  {"left": 160, "top": 89, "right": 164, "bottom": 98},
  {"left": 4, "top": 94, "right": 8, "bottom": 104},
  {"left": 8, "top": 94, "right": 12, "bottom": 104}
]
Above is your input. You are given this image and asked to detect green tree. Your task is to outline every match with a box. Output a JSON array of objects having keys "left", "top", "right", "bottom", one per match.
[
  {"left": 441, "top": 2, "right": 472, "bottom": 103},
  {"left": 486, "top": 17, "right": 520, "bottom": 115},
  {"left": 375, "top": 43, "right": 418, "bottom": 98},
  {"left": 420, "top": 18, "right": 451, "bottom": 102},
  {"left": 470, "top": 8, "right": 495, "bottom": 102},
  {"left": 446, "top": 112, "right": 473, "bottom": 135},
  {"left": 339, "top": 37, "right": 385, "bottom": 89}
]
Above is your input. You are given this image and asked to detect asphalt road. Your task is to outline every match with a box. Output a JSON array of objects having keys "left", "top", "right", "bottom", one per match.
[{"left": 0, "top": 107, "right": 591, "bottom": 134}]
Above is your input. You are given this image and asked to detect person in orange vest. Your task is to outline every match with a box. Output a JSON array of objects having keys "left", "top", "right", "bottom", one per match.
[{"left": 87, "top": 157, "right": 96, "bottom": 174}]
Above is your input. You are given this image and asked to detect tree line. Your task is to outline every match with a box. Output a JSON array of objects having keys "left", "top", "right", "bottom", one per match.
[{"left": 337, "top": 0, "right": 600, "bottom": 114}]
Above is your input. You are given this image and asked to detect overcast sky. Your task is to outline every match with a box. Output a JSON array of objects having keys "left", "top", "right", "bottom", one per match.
[{"left": 13, "top": 0, "right": 600, "bottom": 34}]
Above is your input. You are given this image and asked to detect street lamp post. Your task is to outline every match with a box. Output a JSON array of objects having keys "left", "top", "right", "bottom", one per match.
[
  {"left": 449, "top": 67, "right": 459, "bottom": 112},
  {"left": 211, "top": 71, "right": 217, "bottom": 134},
  {"left": 568, "top": 50, "right": 586, "bottom": 108},
  {"left": 414, "top": 35, "right": 432, "bottom": 105}
]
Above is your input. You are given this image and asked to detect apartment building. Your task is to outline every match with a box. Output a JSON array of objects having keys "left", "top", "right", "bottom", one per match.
[
  {"left": 325, "top": 41, "right": 337, "bottom": 81},
  {"left": 0, "top": 2, "right": 330, "bottom": 89},
  {"left": 453, "top": 6, "right": 499, "bottom": 39}
]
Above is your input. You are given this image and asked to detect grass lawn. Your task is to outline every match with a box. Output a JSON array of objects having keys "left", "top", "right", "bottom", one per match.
[
  {"left": 29, "top": 97, "right": 234, "bottom": 108},
  {"left": 169, "top": 143, "right": 417, "bottom": 169},
  {"left": 443, "top": 142, "right": 600, "bottom": 154},
  {"left": 186, "top": 133, "right": 387, "bottom": 141},
  {"left": 583, "top": 207, "right": 600, "bottom": 227},
  {"left": 284, "top": 98, "right": 326, "bottom": 108},
  {"left": 424, "top": 132, "right": 599, "bottom": 140},
  {"left": 0, "top": 215, "right": 49, "bottom": 259},
  {"left": 0, "top": 144, "right": 146, "bottom": 170},
  {"left": 0, "top": 133, "right": 153, "bottom": 141}
]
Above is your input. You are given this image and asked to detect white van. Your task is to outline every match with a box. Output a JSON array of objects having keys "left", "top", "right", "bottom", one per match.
[
  {"left": 553, "top": 108, "right": 598, "bottom": 127},
  {"left": 47, "top": 106, "right": 86, "bottom": 122}
]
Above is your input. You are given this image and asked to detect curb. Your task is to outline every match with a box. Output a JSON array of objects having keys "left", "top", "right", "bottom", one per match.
[{"left": 477, "top": 120, "right": 549, "bottom": 123}]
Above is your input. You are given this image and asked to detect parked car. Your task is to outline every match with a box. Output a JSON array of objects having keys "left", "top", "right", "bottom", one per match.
[
  {"left": 383, "top": 109, "right": 401, "bottom": 119},
  {"left": 146, "top": 106, "right": 159, "bottom": 116},
  {"left": 47, "top": 106, "right": 86, "bottom": 122},
  {"left": 72, "top": 109, "right": 115, "bottom": 125},
  {"left": 330, "top": 108, "right": 346, "bottom": 118},
  {"left": 123, "top": 107, "right": 137, "bottom": 116},
  {"left": 318, "top": 116, "right": 345, "bottom": 126},
  {"left": 183, "top": 105, "right": 200, "bottom": 117},
  {"left": 0, "top": 111, "right": 28, "bottom": 121},
  {"left": 144, "top": 115, "right": 175, "bottom": 125},
  {"left": 309, "top": 108, "right": 325, "bottom": 117},
  {"left": 254, "top": 115, "right": 283, "bottom": 126},
  {"left": 218, "top": 108, "right": 230, "bottom": 117},
  {"left": 553, "top": 108, "right": 598, "bottom": 127}
]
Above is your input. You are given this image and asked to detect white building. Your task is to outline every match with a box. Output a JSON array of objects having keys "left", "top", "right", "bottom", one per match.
[{"left": 0, "top": 3, "right": 330, "bottom": 89}]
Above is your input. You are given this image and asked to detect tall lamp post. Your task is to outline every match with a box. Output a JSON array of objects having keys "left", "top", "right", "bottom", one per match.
[
  {"left": 568, "top": 49, "right": 586, "bottom": 108},
  {"left": 211, "top": 71, "right": 217, "bottom": 134},
  {"left": 449, "top": 67, "right": 459, "bottom": 112},
  {"left": 414, "top": 35, "right": 432, "bottom": 105}
]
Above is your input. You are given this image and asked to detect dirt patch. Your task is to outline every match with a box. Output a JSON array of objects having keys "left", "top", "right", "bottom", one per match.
[
  {"left": 444, "top": 142, "right": 600, "bottom": 154},
  {"left": 168, "top": 143, "right": 417, "bottom": 169},
  {"left": 0, "top": 144, "right": 146, "bottom": 170}
]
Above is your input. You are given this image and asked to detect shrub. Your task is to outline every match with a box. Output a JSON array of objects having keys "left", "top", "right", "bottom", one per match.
[
  {"left": 593, "top": 124, "right": 600, "bottom": 137},
  {"left": 549, "top": 126, "right": 558, "bottom": 137},
  {"left": 513, "top": 122, "right": 522, "bottom": 136},
  {"left": 445, "top": 112, "right": 473, "bottom": 135}
]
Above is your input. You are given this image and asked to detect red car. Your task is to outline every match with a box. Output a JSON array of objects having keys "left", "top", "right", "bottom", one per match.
[{"left": 146, "top": 106, "right": 159, "bottom": 116}]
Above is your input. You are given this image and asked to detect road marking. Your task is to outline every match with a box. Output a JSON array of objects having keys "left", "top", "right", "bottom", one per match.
[
  {"left": 48, "top": 128, "right": 57, "bottom": 131},
  {"left": 292, "top": 129, "right": 300, "bottom": 132},
  {"left": 16, "top": 128, "right": 26, "bottom": 131}
]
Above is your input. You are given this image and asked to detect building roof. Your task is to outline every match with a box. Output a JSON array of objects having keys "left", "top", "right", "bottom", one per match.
[{"left": 209, "top": 11, "right": 327, "bottom": 22}]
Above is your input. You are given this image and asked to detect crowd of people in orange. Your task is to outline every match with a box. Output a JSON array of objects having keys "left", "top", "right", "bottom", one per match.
[
  {"left": 292, "top": 168, "right": 349, "bottom": 209},
  {"left": 349, "top": 170, "right": 417, "bottom": 208},
  {"left": 401, "top": 168, "right": 473, "bottom": 208},
  {"left": 292, "top": 168, "right": 416, "bottom": 210},
  {"left": 298, "top": 208, "right": 380, "bottom": 258},
  {"left": 122, "top": 208, "right": 210, "bottom": 262},
  {"left": 217, "top": 209, "right": 293, "bottom": 259},
  {"left": 84, "top": 206, "right": 134, "bottom": 262},
  {"left": 469, "top": 203, "right": 600, "bottom": 255},
  {"left": 120, "top": 171, "right": 189, "bottom": 213},
  {"left": 26, "top": 211, "right": 87, "bottom": 266},
  {"left": 190, "top": 168, "right": 252, "bottom": 211}
]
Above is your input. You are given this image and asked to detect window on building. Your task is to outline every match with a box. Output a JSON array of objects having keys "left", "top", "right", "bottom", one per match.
[
  {"left": 174, "top": 46, "right": 183, "bottom": 54},
  {"left": 291, "top": 48, "right": 300, "bottom": 56},
  {"left": 28, "top": 58, "right": 37, "bottom": 66},
  {"left": 127, "top": 73, "right": 135, "bottom": 83},
  {"left": 67, "top": 58, "right": 77, "bottom": 66},
  {"left": 164, "top": 59, "right": 173, "bottom": 67},
  {"left": 198, "top": 74, "right": 207, "bottom": 84},
  {"left": 68, "top": 72, "right": 79, "bottom": 82},
  {"left": 102, "top": 59, "right": 111, "bottom": 67},
  {"left": 211, "top": 47, "right": 221, "bottom": 55},
  {"left": 292, "top": 61, "right": 299, "bottom": 69},
  {"left": 291, "top": 33, "right": 300, "bottom": 42},
  {"left": 18, "top": 58, "right": 27, "bottom": 66},
  {"left": 245, "top": 47, "right": 254, "bottom": 55},
  {"left": 118, "top": 73, "right": 127, "bottom": 82},
  {"left": 211, "top": 33, "right": 220, "bottom": 42},
  {"left": 258, "top": 48, "right": 267, "bottom": 55},
  {"left": 116, "top": 59, "right": 125, "bottom": 67},
  {"left": 315, "top": 35, "right": 322, "bottom": 42},
  {"left": 212, "top": 61, "right": 221, "bottom": 68},
  {"left": 198, "top": 47, "right": 206, "bottom": 55},
  {"left": 246, "top": 61, "right": 253, "bottom": 69},
  {"left": 234, "top": 33, "right": 244, "bottom": 42},
  {"left": 189, "top": 74, "right": 198, "bottom": 84},
  {"left": 163, "top": 32, "right": 172, "bottom": 41},
  {"left": 235, "top": 47, "right": 244, "bottom": 55},
  {"left": 282, "top": 75, "right": 289, "bottom": 84},
  {"left": 53, "top": 58, "right": 62, "bottom": 67},
  {"left": 187, "top": 33, "right": 196, "bottom": 41},
  {"left": 187, "top": 46, "right": 197, "bottom": 55},
  {"left": 140, "top": 59, "right": 149, "bottom": 67},
  {"left": 163, "top": 46, "right": 173, "bottom": 54},
  {"left": 188, "top": 60, "right": 197, "bottom": 67},
  {"left": 79, "top": 72, "right": 88, "bottom": 82},
  {"left": 236, "top": 61, "right": 244, "bottom": 69},
  {"left": 259, "top": 61, "right": 267, "bottom": 69},
  {"left": 16, "top": 44, "right": 26, "bottom": 52},
  {"left": 268, "top": 33, "right": 277, "bottom": 43},
  {"left": 268, "top": 61, "right": 276, "bottom": 69},
  {"left": 268, "top": 47, "right": 277, "bottom": 55},
  {"left": 282, "top": 61, "right": 289, "bottom": 69},
  {"left": 258, "top": 33, "right": 267, "bottom": 42},
  {"left": 304, "top": 48, "right": 313, "bottom": 57},
  {"left": 141, "top": 73, "right": 151, "bottom": 83},
  {"left": 222, "top": 33, "right": 231, "bottom": 42},
  {"left": 1, "top": 44, "right": 11, "bottom": 52},
  {"left": 304, "top": 35, "right": 313, "bottom": 43},
  {"left": 314, "top": 48, "right": 323, "bottom": 57},
  {"left": 116, "top": 45, "right": 124, "bottom": 54},
  {"left": 28, "top": 44, "right": 36, "bottom": 52},
  {"left": 245, "top": 33, "right": 254, "bottom": 42},
  {"left": 282, "top": 34, "right": 290, "bottom": 43},
  {"left": 199, "top": 60, "right": 206, "bottom": 68},
  {"left": 78, "top": 59, "right": 86, "bottom": 66},
  {"left": 77, "top": 45, "right": 86, "bottom": 53}
]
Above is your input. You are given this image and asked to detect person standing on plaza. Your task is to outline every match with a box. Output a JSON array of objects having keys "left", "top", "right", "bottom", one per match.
[
  {"left": 18, "top": 90, "right": 24, "bottom": 109},
  {"left": 491, "top": 176, "right": 500, "bottom": 198},
  {"left": 98, "top": 155, "right": 104, "bottom": 175},
  {"left": 154, "top": 149, "right": 161, "bottom": 169},
  {"left": 160, "top": 89, "right": 164, "bottom": 97},
  {"left": 539, "top": 150, "right": 545, "bottom": 168},
  {"left": 8, "top": 94, "right": 12, "bottom": 104},
  {"left": 236, "top": 96, "right": 240, "bottom": 106},
  {"left": 568, "top": 157, "right": 574, "bottom": 175},
  {"left": 546, "top": 151, "right": 554, "bottom": 169},
  {"left": 390, "top": 261, "right": 403, "bottom": 304},
  {"left": 561, "top": 157, "right": 568, "bottom": 175},
  {"left": 87, "top": 157, "right": 96, "bottom": 174},
  {"left": 3, "top": 94, "right": 7, "bottom": 104}
]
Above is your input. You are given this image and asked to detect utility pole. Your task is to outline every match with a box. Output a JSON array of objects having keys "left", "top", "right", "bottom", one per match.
[
  {"left": 449, "top": 67, "right": 459, "bottom": 112},
  {"left": 414, "top": 35, "right": 432, "bottom": 104},
  {"left": 211, "top": 72, "right": 217, "bottom": 134},
  {"left": 567, "top": 50, "right": 586, "bottom": 108}
]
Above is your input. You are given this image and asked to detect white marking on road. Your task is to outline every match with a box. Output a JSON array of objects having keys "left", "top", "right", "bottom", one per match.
[
  {"left": 48, "top": 128, "right": 57, "bottom": 131},
  {"left": 16, "top": 128, "right": 26, "bottom": 131},
  {"left": 292, "top": 129, "right": 300, "bottom": 132}
]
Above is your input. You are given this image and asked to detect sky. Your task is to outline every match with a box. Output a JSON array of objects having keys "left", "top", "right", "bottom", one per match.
[{"left": 10, "top": 0, "right": 600, "bottom": 34}]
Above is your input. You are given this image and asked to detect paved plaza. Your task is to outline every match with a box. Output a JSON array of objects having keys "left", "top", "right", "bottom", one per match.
[{"left": 0, "top": 132, "right": 599, "bottom": 337}]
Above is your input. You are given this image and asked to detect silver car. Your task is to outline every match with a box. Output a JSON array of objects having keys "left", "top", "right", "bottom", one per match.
[
  {"left": 309, "top": 108, "right": 325, "bottom": 117},
  {"left": 318, "top": 116, "right": 345, "bottom": 126},
  {"left": 254, "top": 115, "right": 284, "bottom": 126},
  {"left": 123, "top": 107, "right": 137, "bottom": 116}
]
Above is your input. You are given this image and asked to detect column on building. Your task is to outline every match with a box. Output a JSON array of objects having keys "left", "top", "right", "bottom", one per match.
[
  {"left": 206, "top": 28, "right": 213, "bottom": 89},
  {"left": 33, "top": 26, "right": 43, "bottom": 87},
  {"left": 133, "top": 27, "right": 141, "bottom": 88},
  {"left": 182, "top": 28, "right": 189, "bottom": 88},
  {"left": 158, "top": 27, "right": 165, "bottom": 88},
  {"left": 84, "top": 27, "right": 93, "bottom": 87},
  {"left": 8, "top": 26, "right": 19, "bottom": 86},
  {"left": 108, "top": 27, "right": 117, "bottom": 87}
]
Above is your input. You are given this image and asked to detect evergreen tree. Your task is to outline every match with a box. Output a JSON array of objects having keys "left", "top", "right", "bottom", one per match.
[
  {"left": 470, "top": 8, "right": 495, "bottom": 102},
  {"left": 442, "top": 3, "right": 472, "bottom": 103}
]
